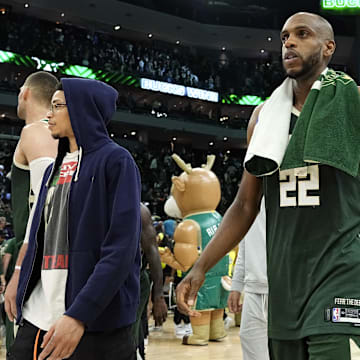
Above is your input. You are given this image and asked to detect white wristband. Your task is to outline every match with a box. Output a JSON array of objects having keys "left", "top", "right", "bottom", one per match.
[{"left": 14, "top": 266, "right": 21, "bottom": 271}]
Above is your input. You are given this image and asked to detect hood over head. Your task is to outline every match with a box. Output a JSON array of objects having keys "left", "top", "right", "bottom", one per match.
[
  {"left": 48, "top": 78, "right": 118, "bottom": 184},
  {"left": 61, "top": 78, "right": 118, "bottom": 153}
]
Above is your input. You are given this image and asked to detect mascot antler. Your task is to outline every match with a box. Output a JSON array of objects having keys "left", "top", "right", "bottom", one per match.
[
  {"left": 202, "top": 155, "right": 215, "bottom": 171},
  {"left": 172, "top": 154, "right": 192, "bottom": 174}
]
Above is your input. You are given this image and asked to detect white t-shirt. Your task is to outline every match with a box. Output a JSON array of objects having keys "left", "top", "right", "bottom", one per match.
[{"left": 23, "top": 151, "right": 78, "bottom": 330}]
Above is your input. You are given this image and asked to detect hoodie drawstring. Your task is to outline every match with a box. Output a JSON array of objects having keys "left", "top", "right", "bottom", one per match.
[{"left": 74, "top": 146, "right": 83, "bottom": 182}]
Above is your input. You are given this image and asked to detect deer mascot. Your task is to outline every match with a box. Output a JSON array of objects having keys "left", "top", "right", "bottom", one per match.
[{"left": 160, "top": 154, "right": 229, "bottom": 346}]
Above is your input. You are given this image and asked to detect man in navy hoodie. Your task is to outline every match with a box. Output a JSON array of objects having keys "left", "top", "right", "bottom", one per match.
[{"left": 9, "top": 78, "right": 141, "bottom": 360}]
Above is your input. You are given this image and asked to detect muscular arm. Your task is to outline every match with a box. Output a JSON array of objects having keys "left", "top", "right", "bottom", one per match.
[
  {"left": 5, "top": 123, "right": 56, "bottom": 321},
  {"left": 4, "top": 243, "right": 28, "bottom": 321},
  {"left": 2, "top": 253, "right": 11, "bottom": 280},
  {"left": 140, "top": 204, "right": 164, "bottom": 300},
  {"left": 193, "top": 172, "right": 262, "bottom": 274},
  {"left": 176, "top": 104, "right": 264, "bottom": 315},
  {"left": 140, "top": 204, "right": 168, "bottom": 325},
  {"left": 19, "top": 122, "right": 57, "bottom": 164},
  {"left": 191, "top": 104, "right": 264, "bottom": 274}
]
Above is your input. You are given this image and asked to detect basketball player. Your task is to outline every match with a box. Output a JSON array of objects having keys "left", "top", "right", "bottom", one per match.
[
  {"left": 177, "top": 12, "right": 360, "bottom": 359},
  {"left": 4, "top": 71, "right": 59, "bottom": 352},
  {"left": 133, "top": 204, "right": 168, "bottom": 359}
]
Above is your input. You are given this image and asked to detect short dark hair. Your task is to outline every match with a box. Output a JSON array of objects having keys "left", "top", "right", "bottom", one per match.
[
  {"left": 24, "top": 71, "right": 59, "bottom": 107},
  {"left": 55, "top": 82, "right": 63, "bottom": 91}
]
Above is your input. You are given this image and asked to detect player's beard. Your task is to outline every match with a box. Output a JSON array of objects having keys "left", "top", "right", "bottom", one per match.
[{"left": 286, "top": 47, "right": 323, "bottom": 80}]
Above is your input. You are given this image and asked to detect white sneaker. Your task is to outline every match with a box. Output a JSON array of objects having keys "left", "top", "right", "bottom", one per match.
[
  {"left": 149, "top": 324, "right": 163, "bottom": 332},
  {"left": 175, "top": 323, "right": 185, "bottom": 338},
  {"left": 224, "top": 316, "right": 235, "bottom": 329},
  {"left": 183, "top": 323, "right": 193, "bottom": 335}
]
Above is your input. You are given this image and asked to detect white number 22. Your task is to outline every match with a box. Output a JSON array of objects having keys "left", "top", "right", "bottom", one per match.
[{"left": 279, "top": 165, "right": 320, "bottom": 207}]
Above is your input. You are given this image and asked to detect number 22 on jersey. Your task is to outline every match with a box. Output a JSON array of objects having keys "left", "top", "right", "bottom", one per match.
[{"left": 279, "top": 165, "right": 320, "bottom": 207}]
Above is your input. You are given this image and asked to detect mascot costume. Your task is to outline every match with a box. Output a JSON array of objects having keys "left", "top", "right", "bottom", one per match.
[{"left": 160, "top": 154, "right": 229, "bottom": 346}]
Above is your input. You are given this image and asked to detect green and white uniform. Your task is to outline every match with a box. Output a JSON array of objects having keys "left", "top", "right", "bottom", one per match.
[
  {"left": 8, "top": 119, "right": 51, "bottom": 350},
  {"left": 11, "top": 159, "right": 33, "bottom": 259},
  {"left": 7, "top": 158, "right": 33, "bottom": 351},
  {"left": 264, "top": 111, "right": 360, "bottom": 340},
  {"left": 184, "top": 211, "right": 229, "bottom": 310}
]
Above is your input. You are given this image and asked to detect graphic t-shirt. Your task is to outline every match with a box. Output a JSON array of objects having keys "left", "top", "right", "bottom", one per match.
[{"left": 23, "top": 151, "right": 78, "bottom": 330}]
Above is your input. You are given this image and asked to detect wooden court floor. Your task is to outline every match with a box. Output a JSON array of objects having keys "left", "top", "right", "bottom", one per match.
[
  {"left": 0, "top": 315, "right": 360, "bottom": 359},
  {"left": 147, "top": 314, "right": 243, "bottom": 360},
  {"left": 146, "top": 314, "right": 360, "bottom": 360}
]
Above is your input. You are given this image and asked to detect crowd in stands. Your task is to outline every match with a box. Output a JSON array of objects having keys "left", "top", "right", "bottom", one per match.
[
  {"left": 0, "top": 13, "right": 286, "bottom": 96},
  {"left": 0, "top": 141, "right": 15, "bottom": 228},
  {"left": 124, "top": 142, "right": 244, "bottom": 216},
  {"left": 0, "top": 69, "right": 251, "bottom": 129},
  {"left": 0, "top": 130, "right": 243, "bottom": 228}
]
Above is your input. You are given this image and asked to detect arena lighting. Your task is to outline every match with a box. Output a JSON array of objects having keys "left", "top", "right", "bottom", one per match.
[
  {"left": 140, "top": 78, "right": 219, "bottom": 102},
  {"left": 267, "top": 36, "right": 272, "bottom": 41},
  {"left": 209, "top": 142, "right": 214, "bottom": 146},
  {"left": 321, "top": 0, "right": 360, "bottom": 13},
  {"left": 65, "top": 65, "right": 96, "bottom": 79},
  {"left": 172, "top": 137, "right": 177, "bottom": 141},
  {"left": 60, "top": 12, "right": 65, "bottom": 17},
  {"left": 176, "top": 40, "right": 180, "bottom": 45},
  {"left": 141, "top": 78, "right": 186, "bottom": 96},
  {"left": 114, "top": 25, "right": 121, "bottom": 31},
  {"left": 148, "top": 33, "right": 153, "bottom": 38},
  {"left": 222, "top": 94, "right": 266, "bottom": 106},
  {"left": 0, "top": 50, "right": 15, "bottom": 63},
  {"left": 32, "top": 56, "right": 64, "bottom": 72},
  {"left": 223, "top": 137, "right": 228, "bottom": 141},
  {"left": 187, "top": 86, "right": 219, "bottom": 102},
  {"left": 131, "top": 131, "right": 136, "bottom": 136},
  {"left": 24, "top": 3, "right": 29, "bottom": 8},
  {"left": 1, "top": 49, "right": 267, "bottom": 106}
]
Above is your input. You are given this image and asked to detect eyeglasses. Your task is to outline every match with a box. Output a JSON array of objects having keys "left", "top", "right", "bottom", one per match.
[{"left": 50, "top": 103, "right": 67, "bottom": 113}]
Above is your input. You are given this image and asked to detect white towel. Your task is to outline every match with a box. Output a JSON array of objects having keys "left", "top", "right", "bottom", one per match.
[{"left": 244, "top": 68, "right": 327, "bottom": 177}]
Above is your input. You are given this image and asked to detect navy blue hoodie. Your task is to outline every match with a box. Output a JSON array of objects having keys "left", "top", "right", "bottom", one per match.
[{"left": 16, "top": 78, "right": 141, "bottom": 331}]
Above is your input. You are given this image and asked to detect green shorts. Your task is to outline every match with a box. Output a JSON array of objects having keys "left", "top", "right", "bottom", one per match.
[{"left": 269, "top": 335, "right": 360, "bottom": 360}]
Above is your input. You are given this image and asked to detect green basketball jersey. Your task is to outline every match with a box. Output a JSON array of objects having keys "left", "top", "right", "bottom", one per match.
[
  {"left": 11, "top": 120, "right": 49, "bottom": 268},
  {"left": 184, "top": 211, "right": 229, "bottom": 310},
  {"left": 11, "top": 161, "right": 31, "bottom": 246},
  {"left": 11, "top": 119, "right": 49, "bottom": 245},
  {"left": 264, "top": 111, "right": 360, "bottom": 340}
]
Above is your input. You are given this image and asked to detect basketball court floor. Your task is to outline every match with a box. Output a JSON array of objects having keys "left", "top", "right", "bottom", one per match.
[
  {"left": 1, "top": 314, "right": 360, "bottom": 359},
  {"left": 146, "top": 314, "right": 360, "bottom": 360}
]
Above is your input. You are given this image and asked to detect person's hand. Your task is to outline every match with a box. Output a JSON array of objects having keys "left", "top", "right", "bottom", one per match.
[
  {"left": 152, "top": 296, "right": 168, "bottom": 326},
  {"left": 176, "top": 267, "right": 205, "bottom": 317},
  {"left": 38, "top": 315, "right": 85, "bottom": 360},
  {"left": 4, "top": 271, "right": 20, "bottom": 321},
  {"left": 228, "top": 291, "right": 242, "bottom": 313}
]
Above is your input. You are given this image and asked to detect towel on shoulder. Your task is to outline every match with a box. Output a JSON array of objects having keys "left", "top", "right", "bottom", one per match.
[{"left": 244, "top": 68, "right": 360, "bottom": 178}]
